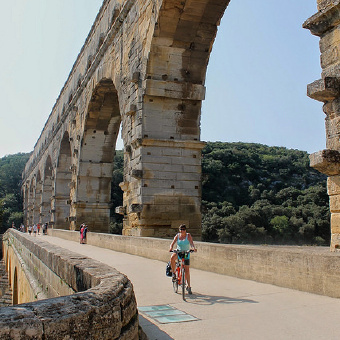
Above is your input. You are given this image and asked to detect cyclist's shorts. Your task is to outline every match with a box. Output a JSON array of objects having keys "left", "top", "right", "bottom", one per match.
[{"left": 177, "top": 251, "right": 190, "bottom": 265}]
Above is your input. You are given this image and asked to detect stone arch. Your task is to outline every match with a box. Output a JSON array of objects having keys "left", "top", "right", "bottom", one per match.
[
  {"left": 8, "top": 260, "right": 11, "bottom": 287},
  {"left": 145, "top": 0, "right": 228, "bottom": 141},
  {"left": 77, "top": 74, "right": 83, "bottom": 89},
  {"left": 87, "top": 55, "right": 93, "bottom": 70},
  {"left": 13, "top": 267, "right": 18, "bottom": 305},
  {"left": 23, "top": 183, "right": 29, "bottom": 227},
  {"left": 5, "top": 250, "right": 8, "bottom": 272},
  {"left": 34, "top": 171, "right": 42, "bottom": 225},
  {"left": 97, "top": 33, "right": 105, "bottom": 52},
  {"left": 75, "top": 79, "right": 121, "bottom": 232},
  {"left": 28, "top": 178, "right": 35, "bottom": 226},
  {"left": 41, "top": 155, "right": 53, "bottom": 225},
  {"left": 120, "top": 0, "right": 227, "bottom": 237},
  {"left": 53, "top": 131, "right": 72, "bottom": 229}
]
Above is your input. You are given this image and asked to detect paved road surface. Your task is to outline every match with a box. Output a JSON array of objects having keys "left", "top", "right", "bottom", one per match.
[{"left": 42, "top": 235, "right": 340, "bottom": 340}]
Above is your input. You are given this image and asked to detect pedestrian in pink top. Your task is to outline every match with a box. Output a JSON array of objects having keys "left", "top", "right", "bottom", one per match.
[{"left": 80, "top": 224, "right": 85, "bottom": 244}]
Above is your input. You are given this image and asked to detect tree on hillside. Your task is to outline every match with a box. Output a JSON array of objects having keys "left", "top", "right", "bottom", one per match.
[
  {"left": 0, "top": 144, "right": 330, "bottom": 245},
  {"left": 110, "top": 150, "right": 124, "bottom": 234},
  {"left": 0, "top": 153, "right": 30, "bottom": 232},
  {"left": 201, "top": 142, "right": 330, "bottom": 245}
]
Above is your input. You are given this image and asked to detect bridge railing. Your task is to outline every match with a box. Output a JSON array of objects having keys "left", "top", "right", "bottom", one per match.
[
  {"left": 49, "top": 228, "right": 340, "bottom": 298},
  {"left": 0, "top": 229, "right": 141, "bottom": 340}
]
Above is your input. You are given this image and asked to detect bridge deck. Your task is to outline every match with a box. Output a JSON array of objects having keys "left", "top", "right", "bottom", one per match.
[{"left": 42, "top": 235, "right": 340, "bottom": 340}]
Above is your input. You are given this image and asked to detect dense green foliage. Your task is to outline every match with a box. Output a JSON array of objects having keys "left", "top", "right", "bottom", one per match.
[
  {"left": 0, "top": 153, "right": 31, "bottom": 233},
  {"left": 110, "top": 150, "right": 124, "bottom": 234},
  {"left": 201, "top": 142, "right": 330, "bottom": 245},
  {"left": 0, "top": 143, "right": 330, "bottom": 246}
]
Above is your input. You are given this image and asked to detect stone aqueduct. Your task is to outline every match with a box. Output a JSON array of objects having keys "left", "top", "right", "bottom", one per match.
[{"left": 21, "top": 0, "right": 340, "bottom": 247}]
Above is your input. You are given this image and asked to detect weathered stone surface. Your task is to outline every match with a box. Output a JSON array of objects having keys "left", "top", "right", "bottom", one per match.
[
  {"left": 327, "top": 175, "right": 340, "bottom": 195},
  {"left": 309, "top": 149, "right": 340, "bottom": 175},
  {"left": 330, "top": 213, "right": 340, "bottom": 232},
  {"left": 21, "top": 0, "right": 233, "bottom": 239},
  {"left": 303, "top": 3, "right": 340, "bottom": 36},
  {"left": 0, "top": 307, "right": 43, "bottom": 339},
  {"left": 320, "top": 26, "right": 340, "bottom": 53},
  {"left": 305, "top": 1, "right": 340, "bottom": 250},
  {"left": 50, "top": 228, "right": 340, "bottom": 298},
  {"left": 318, "top": 0, "right": 340, "bottom": 11},
  {"left": 1, "top": 229, "right": 139, "bottom": 339},
  {"left": 0, "top": 259, "right": 12, "bottom": 307},
  {"left": 307, "top": 77, "right": 340, "bottom": 102}
]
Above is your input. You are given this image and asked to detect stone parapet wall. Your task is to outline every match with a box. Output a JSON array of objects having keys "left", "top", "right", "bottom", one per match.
[
  {"left": 1, "top": 229, "right": 140, "bottom": 340},
  {"left": 50, "top": 229, "right": 340, "bottom": 298},
  {"left": 0, "top": 259, "right": 12, "bottom": 308}
]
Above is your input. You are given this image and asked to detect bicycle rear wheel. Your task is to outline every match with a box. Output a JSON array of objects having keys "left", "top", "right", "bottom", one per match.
[
  {"left": 173, "top": 266, "right": 179, "bottom": 293},
  {"left": 181, "top": 265, "right": 186, "bottom": 300}
]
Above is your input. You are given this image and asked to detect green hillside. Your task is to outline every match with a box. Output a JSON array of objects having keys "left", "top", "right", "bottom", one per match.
[
  {"left": 0, "top": 153, "right": 31, "bottom": 232},
  {"left": 201, "top": 142, "right": 329, "bottom": 245},
  {"left": 0, "top": 143, "right": 330, "bottom": 246}
]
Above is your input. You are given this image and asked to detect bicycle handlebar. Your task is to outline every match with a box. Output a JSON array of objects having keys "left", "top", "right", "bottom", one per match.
[{"left": 170, "top": 249, "right": 195, "bottom": 253}]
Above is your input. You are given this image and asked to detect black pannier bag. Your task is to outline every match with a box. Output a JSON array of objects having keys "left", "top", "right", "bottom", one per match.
[{"left": 166, "top": 261, "right": 172, "bottom": 277}]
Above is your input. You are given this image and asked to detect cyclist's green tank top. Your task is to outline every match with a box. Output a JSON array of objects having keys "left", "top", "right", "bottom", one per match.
[{"left": 177, "top": 233, "right": 190, "bottom": 251}]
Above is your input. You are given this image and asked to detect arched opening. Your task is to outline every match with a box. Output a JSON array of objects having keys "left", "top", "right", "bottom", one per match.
[
  {"left": 5, "top": 250, "right": 8, "bottom": 272},
  {"left": 145, "top": 0, "right": 226, "bottom": 141},
  {"left": 28, "top": 179, "right": 35, "bottom": 226},
  {"left": 200, "top": 1, "right": 323, "bottom": 153},
  {"left": 54, "top": 132, "right": 72, "bottom": 229},
  {"left": 8, "top": 260, "right": 11, "bottom": 287},
  {"left": 34, "top": 171, "right": 42, "bottom": 225},
  {"left": 13, "top": 267, "right": 18, "bottom": 305},
  {"left": 41, "top": 156, "right": 53, "bottom": 225},
  {"left": 76, "top": 79, "right": 121, "bottom": 232},
  {"left": 23, "top": 184, "right": 29, "bottom": 227},
  {"left": 131, "top": 0, "right": 324, "bottom": 239},
  {"left": 134, "top": 0, "right": 227, "bottom": 237}
]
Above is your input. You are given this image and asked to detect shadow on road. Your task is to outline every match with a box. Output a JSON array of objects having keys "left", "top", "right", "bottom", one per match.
[
  {"left": 185, "top": 292, "right": 258, "bottom": 305},
  {"left": 139, "top": 315, "right": 174, "bottom": 340}
]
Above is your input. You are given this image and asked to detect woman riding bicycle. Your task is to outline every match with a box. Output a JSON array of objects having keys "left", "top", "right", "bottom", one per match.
[{"left": 169, "top": 224, "right": 197, "bottom": 294}]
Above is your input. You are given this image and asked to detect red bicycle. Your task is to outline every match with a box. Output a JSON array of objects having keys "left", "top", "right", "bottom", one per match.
[{"left": 171, "top": 249, "right": 194, "bottom": 301}]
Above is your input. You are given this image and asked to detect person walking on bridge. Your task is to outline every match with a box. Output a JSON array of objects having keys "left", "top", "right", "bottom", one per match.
[
  {"left": 83, "top": 225, "right": 88, "bottom": 244},
  {"left": 169, "top": 224, "right": 197, "bottom": 294},
  {"left": 80, "top": 224, "right": 85, "bottom": 244},
  {"left": 33, "top": 224, "right": 38, "bottom": 236}
]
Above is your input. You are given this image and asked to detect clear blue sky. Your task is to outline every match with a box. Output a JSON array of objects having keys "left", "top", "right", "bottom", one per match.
[{"left": 0, "top": 0, "right": 323, "bottom": 158}]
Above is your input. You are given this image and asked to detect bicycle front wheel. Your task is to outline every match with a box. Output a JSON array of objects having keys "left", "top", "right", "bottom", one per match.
[{"left": 181, "top": 265, "right": 186, "bottom": 300}]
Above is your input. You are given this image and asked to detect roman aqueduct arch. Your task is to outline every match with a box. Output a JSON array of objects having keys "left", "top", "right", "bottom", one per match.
[{"left": 22, "top": 0, "right": 340, "bottom": 247}]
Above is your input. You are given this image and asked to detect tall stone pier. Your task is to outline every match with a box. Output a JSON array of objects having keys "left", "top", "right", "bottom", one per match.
[
  {"left": 21, "top": 0, "right": 232, "bottom": 238},
  {"left": 22, "top": 0, "right": 335, "bottom": 244},
  {"left": 304, "top": 0, "right": 340, "bottom": 250}
]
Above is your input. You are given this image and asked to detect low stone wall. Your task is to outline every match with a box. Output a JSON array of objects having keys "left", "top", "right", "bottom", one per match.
[
  {"left": 50, "top": 229, "right": 340, "bottom": 298},
  {"left": 1, "top": 229, "right": 140, "bottom": 339}
]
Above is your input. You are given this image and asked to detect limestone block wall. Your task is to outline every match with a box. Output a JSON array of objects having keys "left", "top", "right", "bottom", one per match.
[
  {"left": 50, "top": 229, "right": 340, "bottom": 298},
  {"left": 21, "top": 0, "right": 233, "bottom": 238},
  {"left": 304, "top": 0, "right": 340, "bottom": 250},
  {"left": 21, "top": 0, "right": 134, "bottom": 232},
  {"left": 1, "top": 229, "right": 140, "bottom": 340}
]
